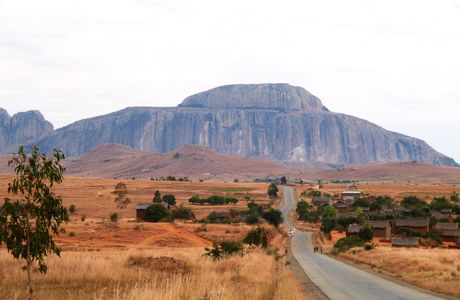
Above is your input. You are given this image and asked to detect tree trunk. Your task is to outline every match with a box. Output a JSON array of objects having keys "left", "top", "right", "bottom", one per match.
[{"left": 27, "top": 258, "right": 33, "bottom": 300}]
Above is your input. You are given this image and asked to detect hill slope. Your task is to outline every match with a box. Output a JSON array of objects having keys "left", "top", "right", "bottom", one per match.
[{"left": 64, "top": 144, "right": 300, "bottom": 179}]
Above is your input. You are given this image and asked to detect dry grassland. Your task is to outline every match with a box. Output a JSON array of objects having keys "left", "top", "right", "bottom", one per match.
[
  {"left": 339, "top": 246, "right": 460, "bottom": 297},
  {"left": 0, "top": 248, "right": 309, "bottom": 300}
]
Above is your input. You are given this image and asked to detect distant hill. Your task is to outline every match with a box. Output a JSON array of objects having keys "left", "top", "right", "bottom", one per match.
[
  {"left": 0, "top": 83, "right": 457, "bottom": 167},
  {"left": 307, "top": 162, "right": 460, "bottom": 183},
  {"left": 64, "top": 144, "right": 300, "bottom": 180}
]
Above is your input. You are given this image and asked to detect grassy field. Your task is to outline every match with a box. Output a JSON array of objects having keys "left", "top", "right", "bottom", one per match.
[
  {"left": 0, "top": 174, "right": 309, "bottom": 299},
  {"left": 0, "top": 248, "right": 309, "bottom": 300},
  {"left": 339, "top": 246, "right": 460, "bottom": 297}
]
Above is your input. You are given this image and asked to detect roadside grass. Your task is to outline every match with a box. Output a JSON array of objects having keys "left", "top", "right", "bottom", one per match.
[
  {"left": 0, "top": 248, "right": 310, "bottom": 300},
  {"left": 340, "top": 246, "right": 460, "bottom": 297}
]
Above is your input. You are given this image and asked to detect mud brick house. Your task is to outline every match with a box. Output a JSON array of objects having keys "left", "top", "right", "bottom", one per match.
[
  {"left": 334, "top": 201, "right": 352, "bottom": 212},
  {"left": 341, "top": 191, "right": 362, "bottom": 203},
  {"left": 312, "top": 196, "right": 332, "bottom": 207},
  {"left": 136, "top": 203, "right": 151, "bottom": 221},
  {"left": 366, "top": 220, "right": 391, "bottom": 240},
  {"left": 435, "top": 223, "right": 460, "bottom": 243},
  {"left": 346, "top": 224, "right": 363, "bottom": 237},
  {"left": 392, "top": 237, "right": 420, "bottom": 248},
  {"left": 395, "top": 219, "right": 429, "bottom": 234}
]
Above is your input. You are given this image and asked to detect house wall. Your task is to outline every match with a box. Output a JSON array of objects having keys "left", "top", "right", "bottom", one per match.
[
  {"left": 136, "top": 209, "right": 146, "bottom": 221},
  {"left": 373, "top": 228, "right": 391, "bottom": 239}
]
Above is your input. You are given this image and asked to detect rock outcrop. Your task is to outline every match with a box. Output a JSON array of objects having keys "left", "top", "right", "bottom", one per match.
[
  {"left": 0, "top": 84, "right": 457, "bottom": 167},
  {"left": 0, "top": 109, "right": 54, "bottom": 152}
]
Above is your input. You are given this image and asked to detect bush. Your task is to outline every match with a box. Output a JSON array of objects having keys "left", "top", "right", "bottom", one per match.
[
  {"left": 68, "top": 232, "right": 76, "bottom": 237},
  {"left": 267, "top": 183, "right": 279, "bottom": 198},
  {"left": 110, "top": 213, "right": 119, "bottom": 222},
  {"left": 145, "top": 204, "right": 169, "bottom": 222},
  {"left": 262, "top": 209, "right": 283, "bottom": 227},
  {"left": 171, "top": 205, "right": 194, "bottom": 220},
  {"left": 69, "top": 204, "right": 76, "bottom": 214},
  {"left": 364, "top": 243, "right": 375, "bottom": 251},
  {"left": 162, "top": 194, "right": 176, "bottom": 208},
  {"left": 243, "top": 227, "right": 269, "bottom": 248},
  {"left": 358, "top": 225, "right": 374, "bottom": 242},
  {"left": 245, "top": 214, "right": 260, "bottom": 225},
  {"left": 248, "top": 201, "right": 264, "bottom": 215},
  {"left": 334, "top": 236, "right": 364, "bottom": 253},
  {"left": 204, "top": 240, "right": 243, "bottom": 259},
  {"left": 81, "top": 215, "right": 86, "bottom": 222}
]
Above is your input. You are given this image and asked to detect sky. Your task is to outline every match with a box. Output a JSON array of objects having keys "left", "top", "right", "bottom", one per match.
[{"left": 0, "top": 0, "right": 459, "bottom": 162}]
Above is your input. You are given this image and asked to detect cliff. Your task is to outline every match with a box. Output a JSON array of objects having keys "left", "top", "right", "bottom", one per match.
[{"left": 0, "top": 84, "right": 457, "bottom": 167}]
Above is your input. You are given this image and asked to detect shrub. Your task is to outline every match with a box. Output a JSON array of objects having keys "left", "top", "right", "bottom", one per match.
[
  {"left": 68, "top": 232, "right": 76, "bottom": 237},
  {"left": 204, "top": 240, "right": 243, "bottom": 259},
  {"left": 364, "top": 243, "right": 375, "bottom": 251},
  {"left": 145, "top": 204, "right": 169, "bottom": 222},
  {"left": 334, "top": 236, "right": 364, "bottom": 253},
  {"left": 110, "top": 213, "right": 119, "bottom": 223},
  {"left": 267, "top": 183, "right": 279, "bottom": 198},
  {"left": 262, "top": 209, "right": 283, "bottom": 227},
  {"left": 171, "top": 205, "right": 194, "bottom": 220},
  {"left": 243, "top": 227, "right": 269, "bottom": 248},
  {"left": 162, "top": 194, "right": 176, "bottom": 208},
  {"left": 153, "top": 190, "right": 162, "bottom": 203},
  {"left": 188, "top": 195, "right": 201, "bottom": 205},
  {"left": 248, "top": 201, "right": 264, "bottom": 215},
  {"left": 245, "top": 214, "right": 260, "bottom": 225},
  {"left": 69, "top": 204, "right": 76, "bottom": 214},
  {"left": 358, "top": 225, "right": 374, "bottom": 242},
  {"left": 80, "top": 215, "right": 86, "bottom": 222}
]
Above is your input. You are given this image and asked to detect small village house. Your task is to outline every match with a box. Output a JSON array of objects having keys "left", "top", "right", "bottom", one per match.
[
  {"left": 312, "top": 196, "right": 333, "bottom": 207},
  {"left": 435, "top": 223, "right": 460, "bottom": 243},
  {"left": 346, "top": 224, "right": 363, "bottom": 237},
  {"left": 136, "top": 203, "right": 150, "bottom": 221},
  {"left": 392, "top": 237, "right": 420, "bottom": 248},
  {"left": 334, "top": 201, "right": 352, "bottom": 212},
  {"left": 341, "top": 191, "right": 362, "bottom": 203},
  {"left": 366, "top": 220, "right": 391, "bottom": 240},
  {"left": 213, "top": 211, "right": 235, "bottom": 221},
  {"left": 395, "top": 219, "right": 429, "bottom": 234}
]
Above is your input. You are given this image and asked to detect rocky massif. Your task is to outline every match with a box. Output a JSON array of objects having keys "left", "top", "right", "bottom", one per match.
[
  {"left": 0, "top": 109, "right": 54, "bottom": 153},
  {"left": 0, "top": 83, "right": 457, "bottom": 167}
]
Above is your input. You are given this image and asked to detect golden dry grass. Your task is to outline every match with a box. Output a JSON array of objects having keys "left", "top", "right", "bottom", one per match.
[
  {"left": 0, "top": 174, "right": 269, "bottom": 220},
  {"left": 0, "top": 248, "right": 309, "bottom": 300},
  {"left": 340, "top": 246, "right": 460, "bottom": 297}
]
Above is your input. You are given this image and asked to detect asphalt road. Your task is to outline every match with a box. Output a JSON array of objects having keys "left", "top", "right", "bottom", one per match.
[{"left": 281, "top": 186, "right": 443, "bottom": 300}]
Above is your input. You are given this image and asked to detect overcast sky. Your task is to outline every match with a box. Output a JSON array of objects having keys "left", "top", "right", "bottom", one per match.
[{"left": 0, "top": 0, "right": 459, "bottom": 162}]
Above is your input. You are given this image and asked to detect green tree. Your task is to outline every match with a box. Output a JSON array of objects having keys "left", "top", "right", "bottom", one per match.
[
  {"left": 0, "top": 145, "right": 68, "bottom": 300},
  {"left": 321, "top": 205, "right": 337, "bottom": 233},
  {"left": 188, "top": 195, "right": 200, "bottom": 205},
  {"left": 262, "top": 208, "right": 283, "bottom": 227},
  {"left": 358, "top": 225, "right": 374, "bottom": 242},
  {"left": 112, "top": 182, "right": 131, "bottom": 209},
  {"left": 267, "top": 183, "right": 279, "bottom": 198},
  {"left": 144, "top": 204, "right": 169, "bottom": 222},
  {"left": 243, "top": 227, "right": 269, "bottom": 248},
  {"left": 451, "top": 191, "right": 459, "bottom": 203},
  {"left": 280, "top": 176, "right": 287, "bottom": 185},
  {"left": 110, "top": 213, "right": 119, "bottom": 223},
  {"left": 162, "top": 194, "right": 176, "bottom": 209},
  {"left": 171, "top": 205, "right": 194, "bottom": 220},
  {"left": 153, "top": 190, "right": 162, "bottom": 203}
]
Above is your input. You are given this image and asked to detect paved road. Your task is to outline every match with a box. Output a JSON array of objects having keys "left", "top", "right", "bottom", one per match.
[{"left": 281, "top": 186, "right": 443, "bottom": 300}]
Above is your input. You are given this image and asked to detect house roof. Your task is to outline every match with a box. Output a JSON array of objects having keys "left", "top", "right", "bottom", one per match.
[
  {"left": 347, "top": 224, "right": 363, "bottom": 233},
  {"left": 341, "top": 191, "right": 362, "bottom": 195},
  {"left": 441, "top": 230, "right": 460, "bottom": 237},
  {"left": 392, "top": 237, "right": 420, "bottom": 247},
  {"left": 441, "top": 208, "right": 453, "bottom": 214},
  {"left": 366, "top": 220, "right": 390, "bottom": 229},
  {"left": 214, "top": 211, "right": 234, "bottom": 218},
  {"left": 136, "top": 203, "right": 151, "bottom": 210},
  {"left": 395, "top": 219, "right": 429, "bottom": 227},
  {"left": 431, "top": 212, "right": 449, "bottom": 220},
  {"left": 312, "top": 196, "right": 332, "bottom": 204},
  {"left": 435, "top": 223, "right": 459, "bottom": 231}
]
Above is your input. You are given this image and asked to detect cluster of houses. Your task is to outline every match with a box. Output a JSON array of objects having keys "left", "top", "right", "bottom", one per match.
[{"left": 311, "top": 187, "right": 460, "bottom": 248}]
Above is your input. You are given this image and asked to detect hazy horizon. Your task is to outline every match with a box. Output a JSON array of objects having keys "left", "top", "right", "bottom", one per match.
[{"left": 1, "top": 0, "right": 459, "bottom": 162}]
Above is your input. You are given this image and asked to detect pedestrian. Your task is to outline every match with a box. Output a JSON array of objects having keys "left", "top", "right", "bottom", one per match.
[{"left": 320, "top": 247, "right": 323, "bottom": 254}]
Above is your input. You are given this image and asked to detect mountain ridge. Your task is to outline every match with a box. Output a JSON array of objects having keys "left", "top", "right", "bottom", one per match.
[{"left": 0, "top": 83, "right": 457, "bottom": 167}]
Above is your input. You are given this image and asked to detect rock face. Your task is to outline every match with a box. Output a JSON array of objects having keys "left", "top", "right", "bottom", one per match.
[
  {"left": 179, "top": 83, "right": 327, "bottom": 112},
  {"left": 0, "top": 109, "right": 54, "bottom": 152},
  {"left": 0, "top": 84, "right": 457, "bottom": 167}
]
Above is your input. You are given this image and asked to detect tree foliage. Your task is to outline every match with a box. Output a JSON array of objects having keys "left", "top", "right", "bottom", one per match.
[
  {"left": 267, "top": 183, "right": 279, "bottom": 198},
  {"left": 243, "top": 227, "right": 269, "bottom": 248},
  {"left": 162, "top": 194, "right": 176, "bottom": 209},
  {"left": 112, "top": 182, "right": 131, "bottom": 209},
  {"left": 0, "top": 145, "right": 68, "bottom": 299},
  {"left": 262, "top": 208, "right": 283, "bottom": 227},
  {"left": 144, "top": 204, "right": 169, "bottom": 222},
  {"left": 153, "top": 190, "right": 162, "bottom": 203}
]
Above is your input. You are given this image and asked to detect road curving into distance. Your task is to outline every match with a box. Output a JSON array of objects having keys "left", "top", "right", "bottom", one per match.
[{"left": 281, "top": 186, "right": 444, "bottom": 300}]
